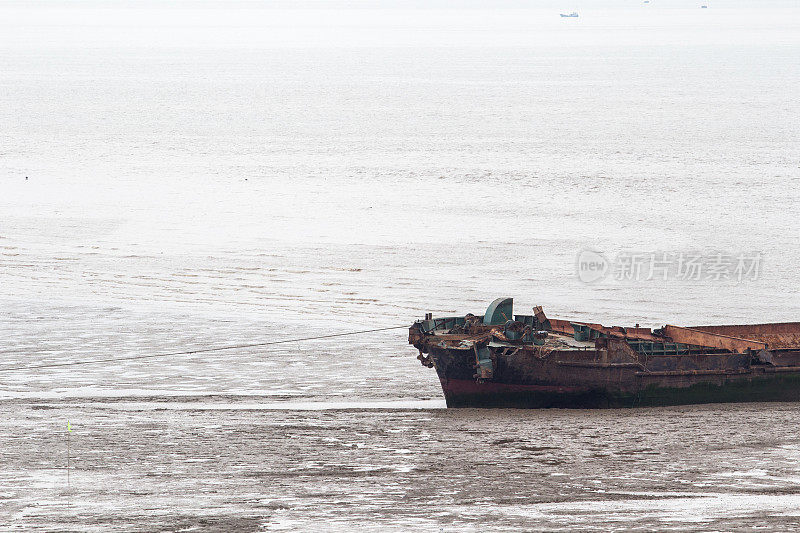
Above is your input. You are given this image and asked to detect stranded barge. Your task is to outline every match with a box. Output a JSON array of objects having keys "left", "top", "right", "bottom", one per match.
[{"left": 409, "top": 298, "right": 800, "bottom": 408}]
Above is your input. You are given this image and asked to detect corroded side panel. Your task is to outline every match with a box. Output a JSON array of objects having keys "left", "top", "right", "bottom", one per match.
[
  {"left": 426, "top": 343, "right": 800, "bottom": 408},
  {"left": 690, "top": 322, "right": 800, "bottom": 349}
]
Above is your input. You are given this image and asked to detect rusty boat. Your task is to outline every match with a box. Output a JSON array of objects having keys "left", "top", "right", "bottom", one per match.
[{"left": 409, "top": 298, "right": 800, "bottom": 408}]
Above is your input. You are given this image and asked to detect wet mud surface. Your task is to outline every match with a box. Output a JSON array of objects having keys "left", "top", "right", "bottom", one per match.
[{"left": 4, "top": 400, "right": 800, "bottom": 531}]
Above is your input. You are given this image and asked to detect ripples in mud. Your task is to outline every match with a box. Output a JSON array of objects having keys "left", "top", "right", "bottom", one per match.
[{"left": 3, "top": 401, "right": 800, "bottom": 531}]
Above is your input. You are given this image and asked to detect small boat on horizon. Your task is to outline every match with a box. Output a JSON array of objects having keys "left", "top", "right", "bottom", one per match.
[{"left": 560, "top": 11, "right": 579, "bottom": 17}]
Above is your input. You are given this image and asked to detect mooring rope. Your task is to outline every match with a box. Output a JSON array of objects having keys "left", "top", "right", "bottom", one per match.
[{"left": 0, "top": 325, "right": 409, "bottom": 373}]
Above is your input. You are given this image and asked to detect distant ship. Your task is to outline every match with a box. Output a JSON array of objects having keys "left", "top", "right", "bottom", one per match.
[
  {"left": 560, "top": 11, "right": 579, "bottom": 17},
  {"left": 409, "top": 298, "right": 800, "bottom": 408}
]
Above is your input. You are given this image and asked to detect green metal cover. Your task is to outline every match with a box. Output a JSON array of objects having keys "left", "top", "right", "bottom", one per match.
[{"left": 484, "top": 298, "right": 513, "bottom": 325}]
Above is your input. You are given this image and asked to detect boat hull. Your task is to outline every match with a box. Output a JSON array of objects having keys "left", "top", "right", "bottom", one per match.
[
  {"left": 410, "top": 299, "right": 800, "bottom": 409},
  {"left": 429, "top": 345, "right": 800, "bottom": 409},
  {"left": 439, "top": 375, "right": 800, "bottom": 408}
]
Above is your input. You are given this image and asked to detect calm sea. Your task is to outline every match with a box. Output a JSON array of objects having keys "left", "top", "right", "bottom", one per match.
[{"left": 1, "top": 0, "right": 799, "bottom": 530}]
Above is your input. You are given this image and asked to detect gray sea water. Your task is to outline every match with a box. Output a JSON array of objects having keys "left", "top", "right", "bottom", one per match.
[{"left": 2, "top": 0, "right": 800, "bottom": 530}]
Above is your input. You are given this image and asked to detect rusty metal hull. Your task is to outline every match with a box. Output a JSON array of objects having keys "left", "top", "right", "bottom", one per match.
[
  {"left": 429, "top": 345, "right": 800, "bottom": 408},
  {"left": 409, "top": 299, "right": 800, "bottom": 409}
]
